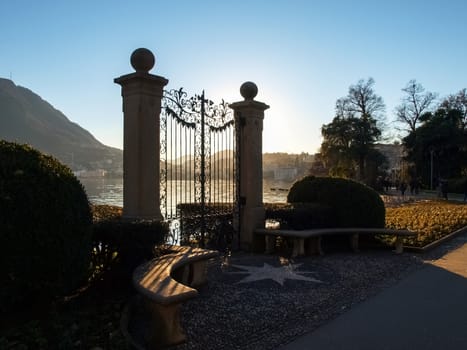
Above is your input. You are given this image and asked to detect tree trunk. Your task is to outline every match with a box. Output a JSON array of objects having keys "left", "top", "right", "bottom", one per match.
[{"left": 358, "top": 155, "right": 365, "bottom": 181}]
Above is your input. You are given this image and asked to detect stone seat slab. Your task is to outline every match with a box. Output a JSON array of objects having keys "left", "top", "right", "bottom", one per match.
[
  {"left": 131, "top": 246, "right": 218, "bottom": 348},
  {"left": 255, "top": 227, "right": 417, "bottom": 257},
  {"left": 255, "top": 227, "right": 416, "bottom": 238},
  {"left": 133, "top": 254, "right": 198, "bottom": 304}
]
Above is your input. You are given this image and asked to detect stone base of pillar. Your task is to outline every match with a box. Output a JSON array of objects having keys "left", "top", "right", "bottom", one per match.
[
  {"left": 240, "top": 206, "right": 265, "bottom": 252},
  {"left": 252, "top": 233, "right": 267, "bottom": 253}
]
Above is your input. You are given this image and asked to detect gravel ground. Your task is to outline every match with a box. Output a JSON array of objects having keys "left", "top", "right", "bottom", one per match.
[
  {"left": 126, "top": 230, "right": 467, "bottom": 350},
  {"left": 176, "top": 250, "right": 422, "bottom": 350}
]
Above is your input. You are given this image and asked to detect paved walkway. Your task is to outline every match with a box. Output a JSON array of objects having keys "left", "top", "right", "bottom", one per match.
[
  {"left": 280, "top": 236, "right": 467, "bottom": 350},
  {"left": 384, "top": 189, "right": 465, "bottom": 203}
]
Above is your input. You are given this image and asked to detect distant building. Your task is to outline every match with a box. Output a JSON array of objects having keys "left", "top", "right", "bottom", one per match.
[
  {"left": 309, "top": 159, "right": 327, "bottom": 177},
  {"left": 263, "top": 152, "right": 314, "bottom": 180},
  {"left": 300, "top": 153, "right": 315, "bottom": 164},
  {"left": 374, "top": 143, "right": 407, "bottom": 183},
  {"left": 374, "top": 143, "right": 403, "bottom": 171},
  {"left": 274, "top": 167, "right": 298, "bottom": 181},
  {"left": 74, "top": 169, "right": 107, "bottom": 178}
]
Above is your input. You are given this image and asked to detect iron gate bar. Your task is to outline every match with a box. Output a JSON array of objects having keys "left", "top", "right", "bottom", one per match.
[
  {"left": 200, "top": 91, "right": 206, "bottom": 247},
  {"left": 161, "top": 88, "right": 237, "bottom": 248}
]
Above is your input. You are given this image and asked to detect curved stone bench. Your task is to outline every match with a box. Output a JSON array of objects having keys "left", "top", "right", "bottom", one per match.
[
  {"left": 255, "top": 228, "right": 417, "bottom": 257},
  {"left": 132, "top": 246, "right": 218, "bottom": 348}
]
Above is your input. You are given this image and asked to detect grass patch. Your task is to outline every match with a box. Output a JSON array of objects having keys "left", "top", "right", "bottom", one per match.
[{"left": 386, "top": 200, "right": 467, "bottom": 247}]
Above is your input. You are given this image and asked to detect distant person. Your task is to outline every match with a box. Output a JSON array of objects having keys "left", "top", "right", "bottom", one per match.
[
  {"left": 383, "top": 177, "right": 390, "bottom": 192},
  {"left": 409, "top": 179, "right": 415, "bottom": 195},
  {"left": 435, "top": 178, "right": 442, "bottom": 198},
  {"left": 415, "top": 178, "right": 421, "bottom": 195},
  {"left": 399, "top": 181, "right": 407, "bottom": 196},
  {"left": 440, "top": 180, "right": 448, "bottom": 200}
]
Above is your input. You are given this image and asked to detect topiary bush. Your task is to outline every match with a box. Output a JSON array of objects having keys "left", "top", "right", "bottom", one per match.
[
  {"left": 0, "top": 141, "right": 92, "bottom": 310},
  {"left": 287, "top": 176, "right": 385, "bottom": 228},
  {"left": 265, "top": 202, "right": 334, "bottom": 230}
]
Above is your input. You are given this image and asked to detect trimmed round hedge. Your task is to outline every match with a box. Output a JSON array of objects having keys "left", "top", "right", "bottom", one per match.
[
  {"left": 287, "top": 176, "right": 385, "bottom": 228},
  {"left": 0, "top": 141, "right": 92, "bottom": 308}
]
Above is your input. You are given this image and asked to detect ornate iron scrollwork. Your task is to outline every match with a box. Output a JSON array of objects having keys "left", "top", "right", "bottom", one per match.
[{"left": 160, "top": 88, "right": 236, "bottom": 250}]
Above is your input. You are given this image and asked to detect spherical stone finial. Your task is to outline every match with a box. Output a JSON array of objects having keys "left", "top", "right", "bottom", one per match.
[
  {"left": 130, "top": 48, "right": 155, "bottom": 73},
  {"left": 240, "top": 81, "right": 258, "bottom": 100}
]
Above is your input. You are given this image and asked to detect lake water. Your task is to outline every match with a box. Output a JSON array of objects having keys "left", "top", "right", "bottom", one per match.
[{"left": 80, "top": 177, "right": 293, "bottom": 207}]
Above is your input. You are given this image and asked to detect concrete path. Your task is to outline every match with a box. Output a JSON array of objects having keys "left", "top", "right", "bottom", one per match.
[{"left": 280, "top": 238, "right": 467, "bottom": 350}]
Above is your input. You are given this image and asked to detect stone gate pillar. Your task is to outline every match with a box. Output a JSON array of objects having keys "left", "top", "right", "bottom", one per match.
[
  {"left": 114, "top": 48, "right": 168, "bottom": 220},
  {"left": 230, "top": 82, "right": 269, "bottom": 251}
]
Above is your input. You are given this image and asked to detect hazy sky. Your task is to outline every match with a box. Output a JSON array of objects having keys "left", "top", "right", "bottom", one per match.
[{"left": 1, "top": 0, "right": 467, "bottom": 154}]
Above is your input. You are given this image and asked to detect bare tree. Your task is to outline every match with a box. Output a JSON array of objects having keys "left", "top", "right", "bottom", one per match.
[
  {"left": 396, "top": 80, "right": 437, "bottom": 133},
  {"left": 345, "top": 78, "right": 386, "bottom": 121}
]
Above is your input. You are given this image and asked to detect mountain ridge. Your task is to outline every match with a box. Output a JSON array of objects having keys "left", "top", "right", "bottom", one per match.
[{"left": 0, "top": 78, "right": 122, "bottom": 173}]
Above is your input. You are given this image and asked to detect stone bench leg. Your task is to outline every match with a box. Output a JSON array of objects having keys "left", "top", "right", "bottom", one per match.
[
  {"left": 292, "top": 238, "right": 305, "bottom": 257},
  {"left": 350, "top": 233, "right": 359, "bottom": 252},
  {"left": 306, "top": 236, "right": 323, "bottom": 255},
  {"left": 172, "top": 260, "right": 210, "bottom": 288},
  {"left": 143, "top": 298, "right": 186, "bottom": 348},
  {"left": 394, "top": 236, "right": 404, "bottom": 254},
  {"left": 189, "top": 260, "right": 209, "bottom": 287},
  {"left": 172, "top": 264, "right": 191, "bottom": 286},
  {"left": 265, "top": 235, "right": 276, "bottom": 254}
]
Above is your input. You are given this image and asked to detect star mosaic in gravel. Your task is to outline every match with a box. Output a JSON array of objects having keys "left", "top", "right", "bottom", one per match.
[{"left": 229, "top": 263, "right": 323, "bottom": 286}]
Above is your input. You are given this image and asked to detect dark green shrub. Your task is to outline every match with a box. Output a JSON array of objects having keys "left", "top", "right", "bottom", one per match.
[
  {"left": 265, "top": 202, "right": 333, "bottom": 229},
  {"left": 178, "top": 213, "right": 234, "bottom": 250},
  {"left": 91, "top": 204, "right": 169, "bottom": 278},
  {"left": 177, "top": 202, "right": 233, "bottom": 215},
  {"left": 287, "top": 176, "right": 385, "bottom": 228},
  {"left": 177, "top": 203, "right": 235, "bottom": 250},
  {"left": 0, "top": 141, "right": 92, "bottom": 309}
]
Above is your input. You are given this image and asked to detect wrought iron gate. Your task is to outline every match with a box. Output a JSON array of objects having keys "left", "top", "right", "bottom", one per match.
[{"left": 160, "top": 88, "right": 238, "bottom": 250}]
